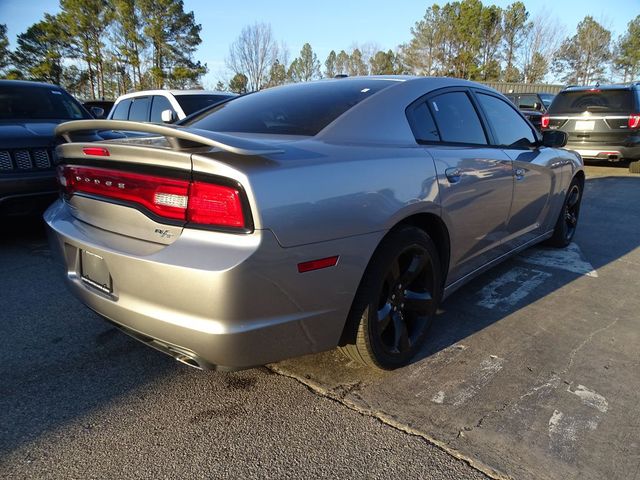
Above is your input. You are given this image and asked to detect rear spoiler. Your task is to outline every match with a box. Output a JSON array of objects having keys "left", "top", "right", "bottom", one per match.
[{"left": 55, "top": 120, "right": 283, "bottom": 156}]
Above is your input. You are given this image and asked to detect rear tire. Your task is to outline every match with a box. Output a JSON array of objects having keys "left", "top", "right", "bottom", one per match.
[
  {"left": 545, "top": 178, "right": 582, "bottom": 248},
  {"left": 339, "top": 226, "right": 442, "bottom": 370},
  {"left": 629, "top": 160, "right": 640, "bottom": 174}
]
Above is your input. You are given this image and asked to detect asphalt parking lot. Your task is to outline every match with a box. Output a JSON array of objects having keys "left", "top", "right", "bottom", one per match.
[{"left": 1, "top": 164, "right": 638, "bottom": 479}]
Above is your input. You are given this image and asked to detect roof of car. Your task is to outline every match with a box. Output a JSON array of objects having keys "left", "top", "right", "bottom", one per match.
[
  {"left": 562, "top": 83, "right": 640, "bottom": 92},
  {"left": 115, "top": 89, "right": 236, "bottom": 101},
  {"left": 0, "top": 79, "right": 64, "bottom": 89}
]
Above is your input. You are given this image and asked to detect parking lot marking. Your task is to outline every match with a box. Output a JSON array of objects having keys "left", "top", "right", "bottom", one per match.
[
  {"left": 519, "top": 243, "right": 598, "bottom": 277},
  {"left": 451, "top": 356, "right": 505, "bottom": 406},
  {"left": 548, "top": 409, "right": 600, "bottom": 461},
  {"left": 431, "top": 391, "right": 446, "bottom": 404},
  {"left": 567, "top": 384, "right": 609, "bottom": 413},
  {"left": 476, "top": 267, "right": 552, "bottom": 310}
]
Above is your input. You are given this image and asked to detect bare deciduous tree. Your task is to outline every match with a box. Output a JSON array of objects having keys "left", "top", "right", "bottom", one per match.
[
  {"left": 521, "top": 12, "right": 564, "bottom": 83},
  {"left": 226, "top": 22, "right": 277, "bottom": 91}
]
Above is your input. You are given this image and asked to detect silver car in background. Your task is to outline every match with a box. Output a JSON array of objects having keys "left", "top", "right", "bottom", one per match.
[{"left": 45, "top": 76, "right": 583, "bottom": 371}]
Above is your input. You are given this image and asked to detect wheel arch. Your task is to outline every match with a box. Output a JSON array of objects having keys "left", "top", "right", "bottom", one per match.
[
  {"left": 573, "top": 169, "right": 585, "bottom": 189},
  {"left": 338, "top": 211, "right": 451, "bottom": 346}
]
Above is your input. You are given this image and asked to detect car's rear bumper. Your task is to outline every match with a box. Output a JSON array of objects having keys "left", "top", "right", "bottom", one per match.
[
  {"left": 566, "top": 144, "right": 640, "bottom": 162},
  {"left": 44, "top": 200, "right": 381, "bottom": 370},
  {"left": 0, "top": 170, "right": 58, "bottom": 216}
]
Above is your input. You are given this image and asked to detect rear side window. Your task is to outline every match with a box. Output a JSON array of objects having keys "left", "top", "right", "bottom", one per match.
[
  {"left": 185, "top": 79, "right": 396, "bottom": 136},
  {"left": 128, "top": 97, "right": 150, "bottom": 122},
  {"left": 476, "top": 93, "right": 536, "bottom": 147},
  {"left": 428, "top": 92, "right": 487, "bottom": 145},
  {"left": 150, "top": 95, "right": 175, "bottom": 123},
  {"left": 549, "top": 90, "right": 634, "bottom": 114},
  {"left": 407, "top": 102, "right": 440, "bottom": 143},
  {"left": 111, "top": 99, "right": 132, "bottom": 120}
]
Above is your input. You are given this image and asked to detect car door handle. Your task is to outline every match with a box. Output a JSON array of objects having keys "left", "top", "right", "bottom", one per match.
[
  {"left": 445, "top": 167, "right": 462, "bottom": 183},
  {"left": 515, "top": 168, "right": 526, "bottom": 180}
]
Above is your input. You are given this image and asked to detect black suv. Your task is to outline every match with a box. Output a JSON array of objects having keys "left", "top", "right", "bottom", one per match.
[
  {"left": 0, "top": 80, "right": 92, "bottom": 217},
  {"left": 505, "top": 92, "right": 555, "bottom": 131},
  {"left": 542, "top": 84, "right": 640, "bottom": 172}
]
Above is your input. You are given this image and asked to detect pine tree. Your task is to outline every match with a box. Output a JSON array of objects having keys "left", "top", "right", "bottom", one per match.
[
  {"left": 139, "top": 0, "right": 206, "bottom": 89},
  {"left": 502, "top": 2, "right": 529, "bottom": 82},
  {"left": 553, "top": 16, "right": 611, "bottom": 85},
  {"left": 614, "top": 15, "right": 640, "bottom": 82},
  {"left": 0, "top": 24, "right": 10, "bottom": 73},
  {"left": 324, "top": 50, "right": 337, "bottom": 78},
  {"left": 11, "top": 15, "right": 66, "bottom": 85},
  {"left": 288, "top": 43, "right": 321, "bottom": 82},
  {"left": 229, "top": 73, "right": 248, "bottom": 94},
  {"left": 59, "top": 0, "right": 113, "bottom": 99}
]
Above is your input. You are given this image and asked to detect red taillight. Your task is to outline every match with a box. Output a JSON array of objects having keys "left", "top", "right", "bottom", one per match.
[
  {"left": 58, "top": 165, "right": 247, "bottom": 229},
  {"left": 541, "top": 115, "right": 550, "bottom": 129},
  {"left": 188, "top": 181, "right": 245, "bottom": 228},
  {"left": 629, "top": 114, "right": 640, "bottom": 129},
  {"left": 82, "top": 147, "right": 110, "bottom": 157}
]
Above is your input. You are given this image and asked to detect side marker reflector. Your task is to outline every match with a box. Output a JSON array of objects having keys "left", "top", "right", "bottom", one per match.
[
  {"left": 297, "top": 256, "right": 339, "bottom": 273},
  {"left": 82, "top": 147, "right": 110, "bottom": 157}
]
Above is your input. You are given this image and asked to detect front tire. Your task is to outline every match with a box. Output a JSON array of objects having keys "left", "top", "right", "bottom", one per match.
[
  {"left": 339, "top": 226, "right": 442, "bottom": 369},
  {"left": 545, "top": 178, "right": 582, "bottom": 248}
]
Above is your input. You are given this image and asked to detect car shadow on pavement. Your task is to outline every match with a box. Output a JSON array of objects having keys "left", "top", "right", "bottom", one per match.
[
  {"left": 412, "top": 173, "right": 640, "bottom": 365},
  {"left": 0, "top": 218, "right": 179, "bottom": 456}
]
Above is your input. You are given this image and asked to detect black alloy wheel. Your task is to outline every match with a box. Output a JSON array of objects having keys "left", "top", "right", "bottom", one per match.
[
  {"left": 374, "top": 245, "right": 434, "bottom": 356},
  {"left": 564, "top": 184, "right": 581, "bottom": 242},
  {"left": 546, "top": 177, "right": 582, "bottom": 248},
  {"left": 340, "top": 226, "right": 441, "bottom": 369}
]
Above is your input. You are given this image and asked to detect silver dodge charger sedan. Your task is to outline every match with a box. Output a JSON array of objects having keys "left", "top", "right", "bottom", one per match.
[{"left": 45, "top": 76, "right": 583, "bottom": 371}]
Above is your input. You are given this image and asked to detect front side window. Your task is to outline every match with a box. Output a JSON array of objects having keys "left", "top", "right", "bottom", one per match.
[
  {"left": 150, "top": 96, "right": 175, "bottom": 123},
  {"left": 128, "top": 97, "right": 150, "bottom": 122},
  {"left": 428, "top": 91, "right": 487, "bottom": 145},
  {"left": 476, "top": 93, "right": 536, "bottom": 147}
]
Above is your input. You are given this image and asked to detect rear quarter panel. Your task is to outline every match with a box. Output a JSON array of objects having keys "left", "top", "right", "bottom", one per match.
[{"left": 242, "top": 141, "right": 441, "bottom": 247}]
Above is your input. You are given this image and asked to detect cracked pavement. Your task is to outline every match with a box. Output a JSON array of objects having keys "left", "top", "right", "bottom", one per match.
[
  {"left": 2, "top": 165, "right": 639, "bottom": 479},
  {"left": 272, "top": 165, "right": 640, "bottom": 480}
]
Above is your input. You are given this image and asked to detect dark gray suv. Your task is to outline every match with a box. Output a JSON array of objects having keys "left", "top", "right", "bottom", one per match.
[{"left": 542, "top": 83, "right": 640, "bottom": 172}]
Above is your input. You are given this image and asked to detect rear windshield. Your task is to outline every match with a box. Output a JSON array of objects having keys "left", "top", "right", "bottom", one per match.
[
  {"left": 549, "top": 90, "right": 634, "bottom": 114},
  {"left": 0, "top": 84, "right": 90, "bottom": 120},
  {"left": 174, "top": 94, "right": 234, "bottom": 116},
  {"left": 538, "top": 93, "right": 554, "bottom": 108},
  {"left": 184, "top": 79, "right": 397, "bottom": 136}
]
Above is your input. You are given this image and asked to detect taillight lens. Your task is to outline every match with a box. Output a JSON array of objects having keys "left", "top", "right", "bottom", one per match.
[
  {"left": 628, "top": 114, "right": 640, "bottom": 129},
  {"left": 188, "top": 181, "right": 245, "bottom": 228},
  {"left": 58, "top": 165, "right": 247, "bottom": 230},
  {"left": 541, "top": 115, "right": 550, "bottom": 129}
]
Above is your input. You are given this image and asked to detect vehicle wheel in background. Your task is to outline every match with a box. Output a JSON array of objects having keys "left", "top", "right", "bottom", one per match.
[
  {"left": 629, "top": 160, "right": 640, "bottom": 174},
  {"left": 339, "top": 226, "right": 441, "bottom": 370},
  {"left": 545, "top": 178, "right": 583, "bottom": 248}
]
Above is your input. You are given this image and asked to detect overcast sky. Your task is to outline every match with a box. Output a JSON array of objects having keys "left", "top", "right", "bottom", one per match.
[{"left": 0, "top": 0, "right": 633, "bottom": 86}]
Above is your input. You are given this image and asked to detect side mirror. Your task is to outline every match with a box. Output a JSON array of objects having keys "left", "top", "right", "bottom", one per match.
[
  {"left": 542, "top": 130, "right": 567, "bottom": 148},
  {"left": 90, "top": 106, "right": 105, "bottom": 119},
  {"left": 161, "top": 109, "right": 176, "bottom": 123}
]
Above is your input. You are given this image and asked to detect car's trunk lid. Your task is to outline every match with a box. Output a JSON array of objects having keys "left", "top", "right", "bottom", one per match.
[{"left": 54, "top": 120, "right": 281, "bottom": 245}]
